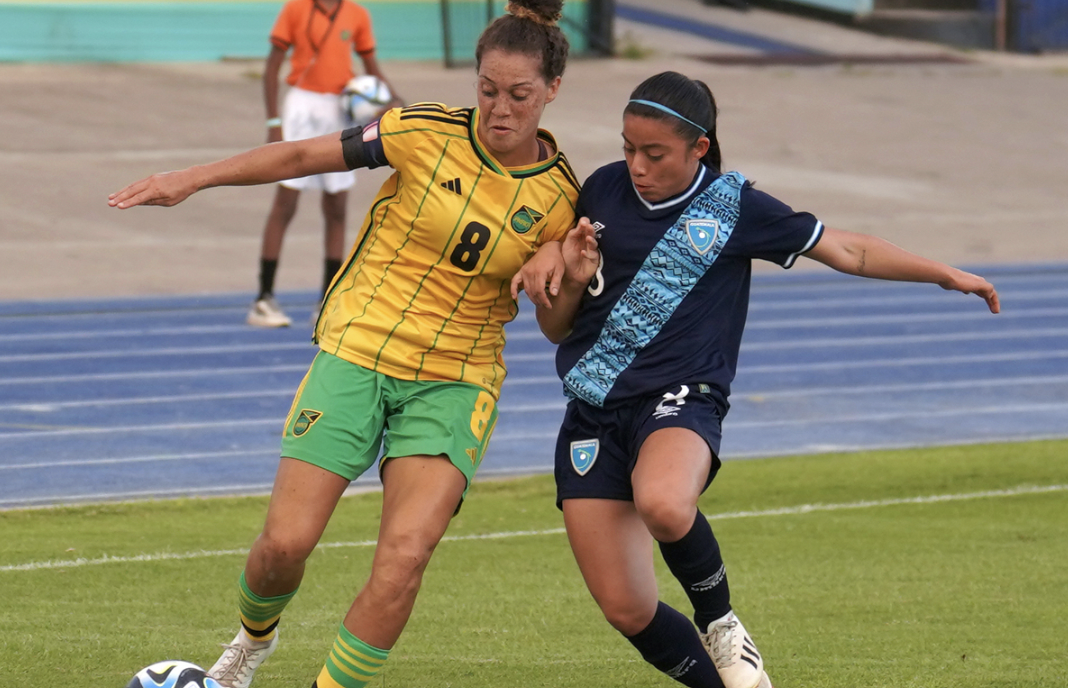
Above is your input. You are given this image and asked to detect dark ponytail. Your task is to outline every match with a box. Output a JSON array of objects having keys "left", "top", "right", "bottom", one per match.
[
  {"left": 625, "top": 71, "right": 722, "bottom": 172},
  {"left": 476, "top": 0, "right": 570, "bottom": 82}
]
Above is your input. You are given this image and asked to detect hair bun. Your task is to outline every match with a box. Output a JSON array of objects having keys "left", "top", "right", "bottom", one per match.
[{"left": 506, "top": 0, "right": 563, "bottom": 24}]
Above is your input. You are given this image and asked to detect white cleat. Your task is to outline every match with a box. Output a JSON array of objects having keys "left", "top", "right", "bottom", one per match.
[
  {"left": 246, "top": 296, "right": 292, "bottom": 328},
  {"left": 700, "top": 611, "right": 765, "bottom": 688},
  {"left": 208, "top": 629, "right": 278, "bottom": 688}
]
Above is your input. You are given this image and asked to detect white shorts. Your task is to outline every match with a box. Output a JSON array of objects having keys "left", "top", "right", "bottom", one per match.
[{"left": 280, "top": 87, "right": 356, "bottom": 193}]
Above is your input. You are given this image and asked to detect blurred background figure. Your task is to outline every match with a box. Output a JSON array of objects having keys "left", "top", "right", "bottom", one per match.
[{"left": 250, "top": 0, "right": 402, "bottom": 327}]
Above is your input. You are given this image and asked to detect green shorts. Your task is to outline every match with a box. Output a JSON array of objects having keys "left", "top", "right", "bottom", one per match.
[{"left": 281, "top": 351, "right": 499, "bottom": 496}]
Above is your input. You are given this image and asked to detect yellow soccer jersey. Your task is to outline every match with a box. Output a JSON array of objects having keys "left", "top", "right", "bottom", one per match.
[{"left": 315, "top": 103, "right": 581, "bottom": 398}]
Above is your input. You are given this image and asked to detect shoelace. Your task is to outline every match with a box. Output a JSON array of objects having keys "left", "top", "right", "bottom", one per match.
[
  {"left": 703, "top": 618, "right": 739, "bottom": 668},
  {"left": 213, "top": 643, "right": 253, "bottom": 684}
]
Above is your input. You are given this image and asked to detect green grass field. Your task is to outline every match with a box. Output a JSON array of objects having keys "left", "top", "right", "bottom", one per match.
[{"left": 2, "top": 440, "right": 1066, "bottom": 688}]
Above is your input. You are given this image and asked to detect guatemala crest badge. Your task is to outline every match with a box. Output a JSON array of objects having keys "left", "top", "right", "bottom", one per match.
[
  {"left": 685, "top": 219, "right": 719, "bottom": 255},
  {"left": 570, "top": 439, "right": 599, "bottom": 476}
]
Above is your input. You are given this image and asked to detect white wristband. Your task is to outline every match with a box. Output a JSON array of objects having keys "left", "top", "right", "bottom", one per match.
[{"left": 266, "top": 117, "right": 282, "bottom": 128}]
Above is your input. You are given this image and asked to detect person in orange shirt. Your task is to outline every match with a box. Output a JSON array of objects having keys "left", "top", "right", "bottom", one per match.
[{"left": 249, "top": 0, "right": 402, "bottom": 327}]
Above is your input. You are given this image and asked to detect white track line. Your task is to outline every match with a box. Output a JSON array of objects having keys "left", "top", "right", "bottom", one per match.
[
  {"left": 0, "top": 389, "right": 291, "bottom": 412},
  {"left": 721, "top": 432, "right": 1068, "bottom": 459},
  {"left": 725, "top": 401, "right": 1068, "bottom": 428},
  {"left": 0, "top": 342, "right": 316, "bottom": 363},
  {"left": 746, "top": 271, "right": 1068, "bottom": 295},
  {"left": 5, "top": 395, "right": 1067, "bottom": 441},
  {"left": 745, "top": 306, "right": 1068, "bottom": 330},
  {"left": 2, "top": 483, "right": 1063, "bottom": 573},
  {"left": 740, "top": 326, "right": 1068, "bottom": 351},
  {"left": 3, "top": 324, "right": 1065, "bottom": 353},
  {"left": 0, "top": 325, "right": 251, "bottom": 343},
  {"left": 0, "top": 419, "right": 281, "bottom": 440},
  {"left": 0, "top": 365, "right": 310, "bottom": 386},
  {"left": 0, "top": 449, "right": 275, "bottom": 471},
  {"left": 746, "top": 288, "right": 1068, "bottom": 312},
  {"left": 2, "top": 347, "right": 1065, "bottom": 392},
  {"left": 2, "top": 308, "right": 1064, "bottom": 364},
  {"left": 742, "top": 348, "right": 1068, "bottom": 373},
  {"left": 2, "top": 378, "right": 567, "bottom": 411},
  {"left": 731, "top": 373, "right": 1068, "bottom": 399}
]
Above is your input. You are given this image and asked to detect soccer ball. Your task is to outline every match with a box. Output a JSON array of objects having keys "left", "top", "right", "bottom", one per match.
[
  {"left": 341, "top": 75, "right": 392, "bottom": 126},
  {"left": 126, "top": 660, "right": 222, "bottom": 688}
]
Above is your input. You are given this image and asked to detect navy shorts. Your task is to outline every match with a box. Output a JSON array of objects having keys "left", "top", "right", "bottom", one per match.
[{"left": 554, "top": 383, "right": 724, "bottom": 509}]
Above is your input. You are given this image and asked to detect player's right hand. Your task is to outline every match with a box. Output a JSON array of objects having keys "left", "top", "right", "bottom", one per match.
[
  {"left": 940, "top": 268, "right": 1001, "bottom": 314},
  {"left": 108, "top": 169, "right": 199, "bottom": 209}
]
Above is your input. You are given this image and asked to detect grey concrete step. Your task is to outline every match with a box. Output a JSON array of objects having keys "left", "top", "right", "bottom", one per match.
[
  {"left": 857, "top": 9, "right": 995, "bottom": 49},
  {"left": 873, "top": 0, "right": 979, "bottom": 11}
]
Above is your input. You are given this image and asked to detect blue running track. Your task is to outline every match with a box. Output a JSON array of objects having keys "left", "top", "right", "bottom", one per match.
[{"left": 2, "top": 264, "right": 1066, "bottom": 509}]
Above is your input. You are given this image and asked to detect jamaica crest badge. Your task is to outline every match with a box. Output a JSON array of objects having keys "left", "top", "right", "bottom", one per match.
[
  {"left": 293, "top": 409, "right": 323, "bottom": 437},
  {"left": 510, "top": 205, "right": 544, "bottom": 234}
]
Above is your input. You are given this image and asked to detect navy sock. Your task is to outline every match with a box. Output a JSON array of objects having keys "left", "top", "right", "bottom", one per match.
[
  {"left": 658, "top": 510, "right": 732, "bottom": 631},
  {"left": 625, "top": 601, "right": 724, "bottom": 688},
  {"left": 258, "top": 258, "right": 279, "bottom": 300}
]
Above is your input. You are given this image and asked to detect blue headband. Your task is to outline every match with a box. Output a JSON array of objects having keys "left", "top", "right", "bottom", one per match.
[{"left": 628, "top": 99, "right": 707, "bottom": 133}]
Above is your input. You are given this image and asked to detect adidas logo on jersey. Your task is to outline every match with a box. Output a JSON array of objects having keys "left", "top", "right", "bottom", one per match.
[{"left": 441, "top": 178, "right": 462, "bottom": 195}]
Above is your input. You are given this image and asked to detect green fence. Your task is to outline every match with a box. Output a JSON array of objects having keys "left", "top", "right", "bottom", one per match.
[{"left": 0, "top": 0, "right": 601, "bottom": 63}]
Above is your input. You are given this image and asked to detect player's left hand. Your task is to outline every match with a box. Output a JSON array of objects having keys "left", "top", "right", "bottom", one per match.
[
  {"left": 941, "top": 269, "right": 1000, "bottom": 313},
  {"left": 108, "top": 169, "right": 200, "bottom": 209},
  {"left": 511, "top": 241, "right": 565, "bottom": 309},
  {"left": 560, "top": 218, "right": 600, "bottom": 284}
]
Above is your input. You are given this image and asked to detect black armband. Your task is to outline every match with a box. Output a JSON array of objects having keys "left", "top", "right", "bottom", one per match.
[{"left": 340, "top": 125, "right": 388, "bottom": 170}]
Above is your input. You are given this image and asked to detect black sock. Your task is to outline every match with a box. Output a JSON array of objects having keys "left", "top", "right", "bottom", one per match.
[
  {"left": 659, "top": 511, "right": 731, "bottom": 631},
  {"left": 258, "top": 258, "right": 279, "bottom": 300},
  {"left": 625, "top": 601, "right": 724, "bottom": 688},
  {"left": 322, "top": 258, "right": 342, "bottom": 298}
]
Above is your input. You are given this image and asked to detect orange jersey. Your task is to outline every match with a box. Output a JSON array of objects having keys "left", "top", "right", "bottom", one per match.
[{"left": 270, "top": 0, "right": 376, "bottom": 95}]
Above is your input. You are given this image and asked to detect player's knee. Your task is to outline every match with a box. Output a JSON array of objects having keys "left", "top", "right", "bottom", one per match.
[
  {"left": 600, "top": 599, "right": 655, "bottom": 636},
  {"left": 270, "top": 191, "right": 300, "bottom": 223},
  {"left": 368, "top": 532, "right": 435, "bottom": 596},
  {"left": 254, "top": 529, "right": 316, "bottom": 570},
  {"left": 321, "top": 193, "right": 347, "bottom": 223},
  {"left": 634, "top": 493, "right": 694, "bottom": 543}
]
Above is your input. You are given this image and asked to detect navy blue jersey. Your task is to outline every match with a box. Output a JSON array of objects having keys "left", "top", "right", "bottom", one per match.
[{"left": 556, "top": 161, "right": 823, "bottom": 413}]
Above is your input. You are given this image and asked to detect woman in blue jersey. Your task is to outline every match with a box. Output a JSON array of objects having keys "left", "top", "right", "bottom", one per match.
[{"left": 512, "top": 71, "right": 999, "bottom": 688}]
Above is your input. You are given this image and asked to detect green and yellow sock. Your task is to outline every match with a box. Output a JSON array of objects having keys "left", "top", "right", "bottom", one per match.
[
  {"left": 313, "top": 623, "right": 390, "bottom": 688},
  {"left": 237, "top": 571, "right": 297, "bottom": 642}
]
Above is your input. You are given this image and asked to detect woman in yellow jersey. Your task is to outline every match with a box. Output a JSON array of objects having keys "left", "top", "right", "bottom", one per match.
[{"left": 109, "top": 2, "right": 578, "bottom": 687}]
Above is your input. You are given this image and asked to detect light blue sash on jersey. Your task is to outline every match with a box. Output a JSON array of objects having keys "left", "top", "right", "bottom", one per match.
[{"left": 563, "top": 171, "right": 746, "bottom": 407}]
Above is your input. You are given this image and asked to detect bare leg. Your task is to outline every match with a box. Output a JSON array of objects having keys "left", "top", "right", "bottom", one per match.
[
  {"left": 632, "top": 427, "right": 712, "bottom": 542},
  {"left": 342, "top": 454, "right": 466, "bottom": 649},
  {"left": 321, "top": 190, "right": 348, "bottom": 262},
  {"left": 244, "top": 457, "right": 350, "bottom": 596},
  {"left": 563, "top": 490, "right": 727, "bottom": 688},
  {"left": 562, "top": 498, "right": 659, "bottom": 635},
  {"left": 260, "top": 185, "right": 301, "bottom": 262}
]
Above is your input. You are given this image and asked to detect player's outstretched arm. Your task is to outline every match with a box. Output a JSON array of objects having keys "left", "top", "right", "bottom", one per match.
[
  {"left": 805, "top": 227, "right": 1000, "bottom": 313},
  {"left": 108, "top": 132, "right": 348, "bottom": 209}
]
